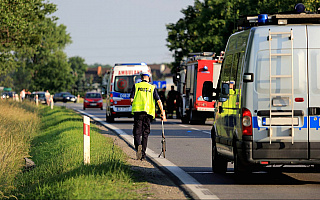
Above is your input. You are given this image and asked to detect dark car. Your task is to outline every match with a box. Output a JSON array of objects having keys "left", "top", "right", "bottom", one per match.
[
  {"left": 53, "top": 92, "right": 77, "bottom": 103},
  {"left": 33, "top": 92, "right": 48, "bottom": 104},
  {"left": 83, "top": 92, "right": 103, "bottom": 110}
]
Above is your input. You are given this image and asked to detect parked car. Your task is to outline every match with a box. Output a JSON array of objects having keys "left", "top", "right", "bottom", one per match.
[
  {"left": 53, "top": 92, "right": 77, "bottom": 103},
  {"left": 83, "top": 92, "right": 103, "bottom": 110},
  {"left": 1, "top": 92, "right": 16, "bottom": 99},
  {"left": 33, "top": 92, "right": 48, "bottom": 104}
]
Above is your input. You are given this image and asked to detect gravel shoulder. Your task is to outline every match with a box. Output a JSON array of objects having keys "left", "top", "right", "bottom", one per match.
[{"left": 96, "top": 123, "right": 189, "bottom": 199}]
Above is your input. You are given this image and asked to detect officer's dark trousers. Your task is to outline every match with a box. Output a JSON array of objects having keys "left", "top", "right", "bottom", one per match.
[{"left": 133, "top": 112, "right": 152, "bottom": 158}]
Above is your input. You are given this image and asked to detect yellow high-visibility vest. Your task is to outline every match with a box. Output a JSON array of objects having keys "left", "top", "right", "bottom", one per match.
[{"left": 132, "top": 81, "right": 156, "bottom": 118}]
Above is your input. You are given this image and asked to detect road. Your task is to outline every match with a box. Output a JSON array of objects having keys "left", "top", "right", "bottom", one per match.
[{"left": 57, "top": 102, "right": 320, "bottom": 199}]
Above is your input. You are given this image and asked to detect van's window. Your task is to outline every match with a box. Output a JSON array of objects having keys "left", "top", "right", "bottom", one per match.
[
  {"left": 221, "top": 55, "right": 233, "bottom": 82},
  {"left": 230, "top": 53, "right": 240, "bottom": 88},
  {"left": 114, "top": 75, "right": 140, "bottom": 93},
  {"left": 219, "top": 54, "right": 233, "bottom": 95},
  {"left": 236, "top": 52, "right": 245, "bottom": 89}
]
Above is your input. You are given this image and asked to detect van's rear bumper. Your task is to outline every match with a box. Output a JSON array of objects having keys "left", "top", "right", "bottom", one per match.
[{"left": 237, "top": 139, "right": 320, "bottom": 165}]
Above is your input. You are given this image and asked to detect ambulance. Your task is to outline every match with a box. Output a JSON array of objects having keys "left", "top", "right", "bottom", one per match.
[
  {"left": 105, "top": 63, "right": 151, "bottom": 122},
  {"left": 203, "top": 6, "right": 320, "bottom": 174}
]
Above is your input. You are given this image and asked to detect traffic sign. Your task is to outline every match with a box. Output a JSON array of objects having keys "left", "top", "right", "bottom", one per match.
[{"left": 153, "top": 81, "right": 166, "bottom": 89}]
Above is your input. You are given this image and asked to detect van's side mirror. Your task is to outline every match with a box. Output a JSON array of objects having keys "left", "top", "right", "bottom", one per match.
[
  {"left": 243, "top": 73, "right": 254, "bottom": 82},
  {"left": 202, "top": 81, "right": 218, "bottom": 102},
  {"left": 221, "top": 83, "right": 229, "bottom": 95}
]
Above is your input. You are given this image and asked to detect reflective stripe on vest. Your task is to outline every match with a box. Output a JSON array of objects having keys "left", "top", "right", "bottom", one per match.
[{"left": 132, "top": 81, "right": 156, "bottom": 118}]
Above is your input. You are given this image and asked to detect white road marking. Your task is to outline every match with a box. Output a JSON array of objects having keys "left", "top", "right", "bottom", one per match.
[
  {"left": 77, "top": 110, "right": 219, "bottom": 200},
  {"left": 179, "top": 124, "right": 188, "bottom": 127}
]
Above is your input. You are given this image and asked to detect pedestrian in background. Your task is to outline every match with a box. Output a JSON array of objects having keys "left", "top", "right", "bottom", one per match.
[
  {"left": 130, "top": 71, "right": 166, "bottom": 161},
  {"left": 20, "top": 89, "right": 25, "bottom": 101},
  {"left": 166, "top": 85, "right": 178, "bottom": 119},
  {"left": 45, "top": 90, "right": 50, "bottom": 106}
]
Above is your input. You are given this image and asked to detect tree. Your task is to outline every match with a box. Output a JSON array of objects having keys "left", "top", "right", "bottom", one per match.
[
  {"left": 0, "top": 0, "right": 56, "bottom": 75},
  {"left": 68, "top": 56, "right": 88, "bottom": 93},
  {"left": 166, "top": 0, "right": 320, "bottom": 72}
]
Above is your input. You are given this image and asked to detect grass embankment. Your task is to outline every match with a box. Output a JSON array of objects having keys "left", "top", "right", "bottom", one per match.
[
  {"left": 1, "top": 101, "right": 149, "bottom": 199},
  {"left": 0, "top": 101, "right": 39, "bottom": 199}
]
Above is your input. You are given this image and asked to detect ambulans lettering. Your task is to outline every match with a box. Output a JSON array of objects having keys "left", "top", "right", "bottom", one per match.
[{"left": 117, "top": 70, "right": 142, "bottom": 75}]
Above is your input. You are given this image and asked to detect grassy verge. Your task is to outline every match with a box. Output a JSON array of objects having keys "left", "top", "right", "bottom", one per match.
[
  {"left": 0, "top": 100, "right": 39, "bottom": 199},
  {"left": 1, "top": 102, "right": 149, "bottom": 199}
]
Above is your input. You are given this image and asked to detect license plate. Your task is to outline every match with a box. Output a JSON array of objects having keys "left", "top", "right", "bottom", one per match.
[
  {"left": 90, "top": 103, "right": 97, "bottom": 106},
  {"left": 116, "top": 107, "right": 130, "bottom": 112},
  {"left": 71, "top": 98, "right": 75, "bottom": 101}
]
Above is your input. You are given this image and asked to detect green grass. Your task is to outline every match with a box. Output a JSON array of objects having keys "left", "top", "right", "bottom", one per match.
[
  {"left": 0, "top": 100, "right": 39, "bottom": 199},
  {"left": 1, "top": 103, "right": 150, "bottom": 199}
]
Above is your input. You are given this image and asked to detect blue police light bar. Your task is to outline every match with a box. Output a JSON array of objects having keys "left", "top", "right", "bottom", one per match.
[
  {"left": 258, "top": 14, "right": 268, "bottom": 24},
  {"left": 115, "top": 63, "right": 147, "bottom": 66}
]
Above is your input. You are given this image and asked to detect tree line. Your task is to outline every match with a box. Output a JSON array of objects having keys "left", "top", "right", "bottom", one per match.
[
  {"left": 166, "top": 0, "right": 320, "bottom": 71},
  {"left": 0, "top": 0, "right": 88, "bottom": 94}
]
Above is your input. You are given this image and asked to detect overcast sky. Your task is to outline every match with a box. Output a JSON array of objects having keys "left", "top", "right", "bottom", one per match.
[{"left": 51, "top": 0, "right": 194, "bottom": 66}]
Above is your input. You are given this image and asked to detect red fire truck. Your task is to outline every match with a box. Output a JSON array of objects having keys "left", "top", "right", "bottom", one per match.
[{"left": 176, "top": 52, "right": 222, "bottom": 124}]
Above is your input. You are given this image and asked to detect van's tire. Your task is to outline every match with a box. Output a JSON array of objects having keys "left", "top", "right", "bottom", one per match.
[
  {"left": 212, "top": 139, "right": 228, "bottom": 173},
  {"left": 234, "top": 152, "right": 249, "bottom": 175}
]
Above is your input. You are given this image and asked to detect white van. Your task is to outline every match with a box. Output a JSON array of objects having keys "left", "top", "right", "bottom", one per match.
[
  {"left": 105, "top": 63, "right": 151, "bottom": 122},
  {"left": 203, "top": 11, "right": 320, "bottom": 174}
]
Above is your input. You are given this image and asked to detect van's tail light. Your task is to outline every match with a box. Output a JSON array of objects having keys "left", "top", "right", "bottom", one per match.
[{"left": 242, "top": 108, "right": 252, "bottom": 136}]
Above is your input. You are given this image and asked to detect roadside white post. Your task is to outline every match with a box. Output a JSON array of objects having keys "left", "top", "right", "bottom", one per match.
[
  {"left": 12, "top": 94, "right": 15, "bottom": 101},
  {"left": 50, "top": 95, "right": 54, "bottom": 109},
  {"left": 15, "top": 94, "right": 19, "bottom": 101},
  {"left": 36, "top": 95, "right": 38, "bottom": 106},
  {"left": 77, "top": 94, "right": 80, "bottom": 103},
  {"left": 83, "top": 116, "right": 90, "bottom": 165}
]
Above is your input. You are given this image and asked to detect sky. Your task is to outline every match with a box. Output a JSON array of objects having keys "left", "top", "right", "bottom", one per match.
[{"left": 51, "top": 0, "right": 195, "bottom": 66}]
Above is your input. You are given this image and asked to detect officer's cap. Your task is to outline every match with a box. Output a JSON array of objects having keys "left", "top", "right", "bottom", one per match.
[{"left": 140, "top": 70, "right": 150, "bottom": 77}]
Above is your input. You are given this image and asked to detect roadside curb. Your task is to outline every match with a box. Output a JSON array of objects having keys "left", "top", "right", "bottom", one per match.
[{"left": 75, "top": 109, "right": 219, "bottom": 200}]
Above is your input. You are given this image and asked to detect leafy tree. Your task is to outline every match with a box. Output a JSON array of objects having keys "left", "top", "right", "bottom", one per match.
[
  {"left": 26, "top": 21, "right": 72, "bottom": 93},
  {"left": 0, "top": 0, "right": 56, "bottom": 75},
  {"left": 68, "top": 56, "right": 88, "bottom": 93},
  {"left": 166, "top": 0, "right": 320, "bottom": 72}
]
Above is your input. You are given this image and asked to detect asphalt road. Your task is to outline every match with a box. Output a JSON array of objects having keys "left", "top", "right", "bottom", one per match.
[{"left": 56, "top": 102, "right": 320, "bottom": 199}]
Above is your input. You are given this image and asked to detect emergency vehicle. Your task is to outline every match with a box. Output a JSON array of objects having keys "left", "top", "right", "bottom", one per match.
[
  {"left": 202, "top": 5, "right": 320, "bottom": 174},
  {"left": 176, "top": 52, "right": 222, "bottom": 124},
  {"left": 105, "top": 63, "right": 151, "bottom": 122}
]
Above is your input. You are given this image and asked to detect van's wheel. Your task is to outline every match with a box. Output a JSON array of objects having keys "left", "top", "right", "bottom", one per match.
[
  {"left": 234, "top": 152, "right": 249, "bottom": 175},
  {"left": 212, "top": 138, "right": 228, "bottom": 173}
]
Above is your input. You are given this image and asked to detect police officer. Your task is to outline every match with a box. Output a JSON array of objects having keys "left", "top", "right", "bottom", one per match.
[{"left": 130, "top": 71, "right": 166, "bottom": 160}]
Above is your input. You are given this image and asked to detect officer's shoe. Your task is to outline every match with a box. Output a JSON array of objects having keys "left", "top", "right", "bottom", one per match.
[
  {"left": 140, "top": 156, "right": 146, "bottom": 161},
  {"left": 136, "top": 145, "right": 142, "bottom": 160}
]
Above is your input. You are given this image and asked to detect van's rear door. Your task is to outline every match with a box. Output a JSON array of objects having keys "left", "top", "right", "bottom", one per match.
[
  {"left": 307, "top": 25, "right": 320, "bottom": 159},
  {"left": 253, "top": 26, "right": 308, "bottom": 159}
]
